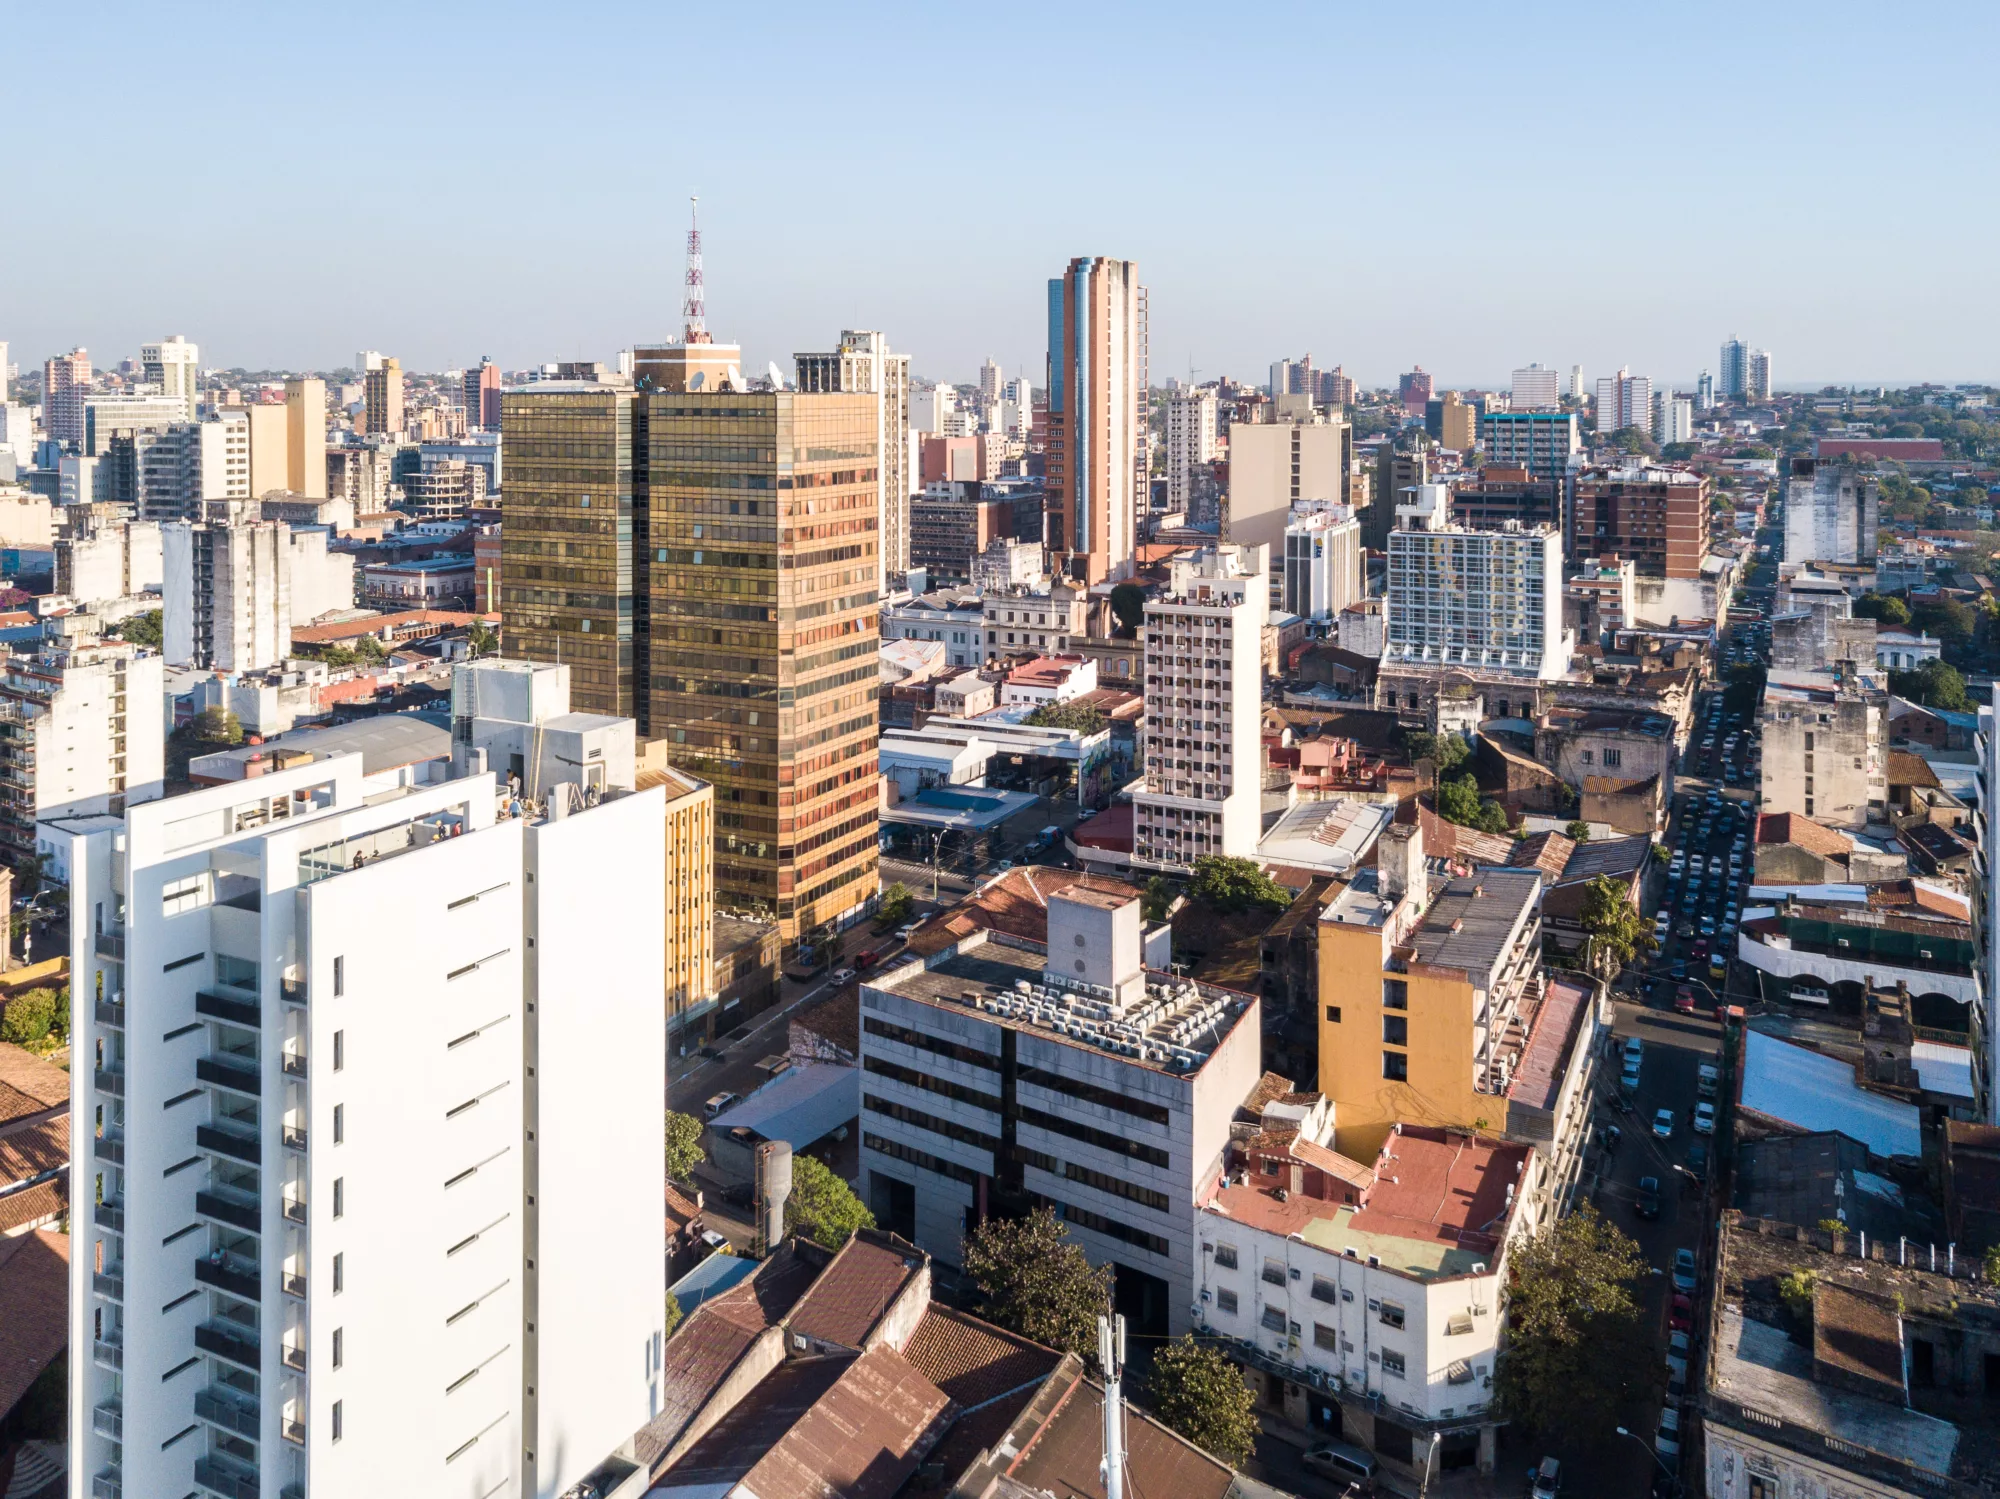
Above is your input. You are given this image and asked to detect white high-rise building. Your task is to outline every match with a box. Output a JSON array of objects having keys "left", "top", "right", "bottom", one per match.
[
  {"left": 1719, "top": 337, "right": 1749, "bottom": 399},
  {"left": 1747, "top": 348, "right": 1773, "bottom": 403},
  {"left": 1784, "top": 462, "right": 1880, "bottom": 566},
  {"left": 163, "top": 500, "right": 356, "bottom": 671},
  {"left": 1696, "top": 370, "right": 1715, "bottom": 410},
  {"left": 793, "top": 330, "right": 912, "bottom": 581},
  {"left": 57, "top": 516, "right": 165, "bottom": 605},
  {"left": 911, "top": 383, "right": 956, "bottom": 435},
  {"left": 1593, "top": 368, "right": 1652, "bottom": 436},
  {"left": 1000, "top": 377, "right": 1033, "bottom": 439},
  {"left": 141, "top": 335, "right": 202, "bottom": 420},
  {"left": 1282, "top": 500, "right": 1361, "bottom": 621},
  {"left": 50, "top": 659, "right": 665, "bottom": 1499},
  {"left": 1134, "top": 545, "right": 1268, "bottom": 870},
  {"left": 1385, "top": 484, "right": 1570, "bottom": 678},
  {"left": 84, "top": 395, "right": 191, "bottom": 457},
  {"left": 1, "top": 403, "right": 32, "bottom": 468},
  {"left": 1566, "top": 365, "right": 1585, "bottom": 401},
  {"left": 1164, "top": 389, "right": 1217, "bottom": 515},
  {"left": 1652, "top": 390, "right": 1694, "bottom": 446},
  {"left": 1510, "top": 363, "right": 1560, "bottom": 411},
  {"left": 978, "top": 357, "right": 1002, "bottom": 409}
]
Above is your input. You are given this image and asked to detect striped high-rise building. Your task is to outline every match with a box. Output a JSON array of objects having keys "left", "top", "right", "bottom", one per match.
[{"left": 1045, "top": 256, "right": 1147, "bottom": 584}]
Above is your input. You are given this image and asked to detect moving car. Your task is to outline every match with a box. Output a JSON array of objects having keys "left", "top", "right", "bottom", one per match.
[
  {"left": 830, "top": 967, "right": 857, "bottom": 986},
  {"left": 1635, "top": 1176, "right": 1662, "bottom": 1220},
  {"left": 1674, "top": 986, "right": 1697, "bottom": 1015},
  {"left": 1652, "top": 1108, "right": 1675, "bottom": 1139}
]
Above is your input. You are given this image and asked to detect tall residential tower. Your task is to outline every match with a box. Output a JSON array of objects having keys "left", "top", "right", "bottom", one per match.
[{"left": 1045, "top": 256, "right": 1147, "bottom": 583}]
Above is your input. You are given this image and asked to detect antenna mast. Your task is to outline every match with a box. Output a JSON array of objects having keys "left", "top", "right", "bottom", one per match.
[
  {"left": 1098, "top": 1314, "right": 1127, "bottom": 1499},
  {"left": 683, "top": 195, "right": 711, "bottom": 345}
]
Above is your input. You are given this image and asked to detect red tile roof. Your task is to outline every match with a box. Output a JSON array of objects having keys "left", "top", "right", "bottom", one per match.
[
  {"left": 907, "top": 866, "right": 1141, "bottom": 957},
  {"left": 1003, "top": 1372, "right": 1235, "bottom": 1499},
  {"left": 1755, "top": 812, "right": 1855, "bottom": 859},
  {"left": 1354, "top": 1126, "right": 1531, "bottom": 1253},
  {"left": 786, "top": 1231, "right": 925, "bottom": 1351},
  {"left": 900, "top": 1305, "right": 1061, "bottom": 1408},
  {"left": 1508, "top": 831, "right": 1576, "bottom": 878},
  {"left": 0, "top": 1229, "right": 68, "bottom": 1424},
  {"left": 0, "top": 1043, "right": 68, "bottom": 1125}
]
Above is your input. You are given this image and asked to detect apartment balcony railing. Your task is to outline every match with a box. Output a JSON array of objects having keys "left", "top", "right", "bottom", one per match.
[
  {"left": 194, "top": 1184, "right": 261, "bottom": 1234},
  {"left": 195, "top": 1250, "right": 262, "bottom": 1302},
  {"left": 193, "top": 1454, "right": 261, "bottom": 1499},
  {"left": 281, "top": 1052, "right": 307, "bottom": 1079},
  {"left": 195, "top": 989, "right": 261, "bottom": 1027},
  {"left": 94, "top": 1131, "right": 125, "bottom": 1166},
  {"left": 282, "top": 1269, "right": 307, "bottom": 1300},
  {"left": 93, "top": 1268, "right": 124, "bottom": 1302},
  {"left": 281, "top": 1340, "right": 307, "bottom": 1372},
  {"left": 91, "top": 1337, "right": 123, "bottom": 1370},
  {"left": 91, "top": 1400, "right": 122, "bottom": 1440},
  {"left": 93, "top": 930, "right": 126, "bottom": 962},
  {"left": 282, "top": 1194, "right": 307, "bottom": 1226},
  {"left": 91, "top": 1472, "right": 121, "bottom": 1499},
  {"left": 94, "top": 997, "right": 125, "bottom": 1028},
  {"left": 197, "top": 1052, "right": 262, "bottom": 1096},
  {"left": 280, "top": 975, "right": 306, "bottom": 1006},
  {"left": 282, "top": 1124, "right": 307, "bottom": 1154},
  {"left": 193, "top": 1319, "right": 262, "bottom": 1371},
  {"left": 93, "top": 1064, "right": 125, "bottom": 1099},
  {"left": 282, "top": 1415, "right": 305, "bottom": 1445},
  {"left": 194, "top": 1387, "right": 261, "bottom": 1440},
  {"left": 196, "top": 1120, "right": 262, "bottom": 1166},
  {"left": 93, "top": 1198, "right": 124, "bottom": 1233}
]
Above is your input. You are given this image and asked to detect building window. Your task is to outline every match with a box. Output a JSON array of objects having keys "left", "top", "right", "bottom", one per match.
[
  {"left": 1262, "top": 1259, "right": 1287, "bottom": 1287},
  {"left": 333, "top": 1030, "right": 344, "bottom": 1071},
  {"left": 332, "top": 1252, "right": 343, "bottom": 1294},
  {"left": 333, "top": 1178, "right": 344, "bottom": 1219},
  {"left": 333, "top": 1104, "right": 344, "bottom": 1144},
  {"left": 1325, "top": 1006, "right": 1341, "bottom": 1024},
  {"left": 162, "top": 874, "right": 212, "bottom": 918},
  {"left": 333, "top": 956, "right": 344, "bottom": 997},
  {"left": 1603, "top": 748, "right": 1622, "bottom": 769},
  {"left": 1311, "top": 1276, "right": 1337, "bottom": 1304},
  {"left": 1261, "top": 1306, "right": 1287, "bottom": 1333},
  {"left": 1313, "top": 1323, "right": 1338, "bottom": 1351},
  {"left": 1383, "top": 979, "right": 1408, "bottom": 1010},
  {"left": 1380, "top": 1300, "right": 1406, "bottom": 1330},
  {"left": 333, "top": 1327, "right": 344, "bottom": 1368},
  {"left": 332, "top": 1400, "right": 343, "bottom": 1441},
  {"left": 1383, "top": 1015, "right": 1408, "bottom": 1047},
  {"left": 1381, "top": 1348, "right": 1406, "bottom": 1378},
  {"left": 1216, "top": 1288, "right": 1238, "bottom": 1315},
  {"left": 1214, "top": 1244, "right": 1238, "bottom": 1270},
  {"left": 1383, "top": 1051, "right": 1408, "bottom": 1082}
]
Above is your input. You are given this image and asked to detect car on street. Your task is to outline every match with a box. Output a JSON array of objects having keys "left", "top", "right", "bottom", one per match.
[
  {"left": 1652, "top": 1108, "right": 1675, "bottom": 1139},
  {"left": 1530, "top": 1457, "right": 1562, "bottom": 1499},
  {"left": 704, "top": 1091, "right": 740, "bottom": 1117},
  {"left": 1687, "top": 1140, "right": 1709, "bottom": 1181},
  {"left": 1657, "top": 1405, "right": 1683, "bottom": 1456},
  {"left": 1693, "top": 1101, "right": 1717, "bottom": 1134},
  {"left": 1623, "top": 1036, "right": 1645, "bottom": 1066},
  {"left": 1598, "top": 1124, "right": 1621, "bottom": 1153},
  {"left": 1635, "top": 1176, "right": 1661, "bottom": 1219},
  {"left": 1301, "top": 1440, "right": 1378, "bottom": 1486},
  {"left": 1666, "top": 1328, "right": 1691, "bottom": 1382},
  {"left": 1673, "top": 1247, "right": 1698, "bottom": 1292},
  {"left": 1670, "top": 1293, "right": 1695, "bottom": 1332},
  {"left": 1674, "top": 986, "right": 1697, "bottom": 1015},
  {"left": 830, "top": 967, "right": 857, "bottom": 986}
]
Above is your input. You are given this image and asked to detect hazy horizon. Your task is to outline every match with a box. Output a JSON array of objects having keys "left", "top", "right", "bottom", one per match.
[{"left": 6, "top": 1, "right": 1994, "bottom": 391}]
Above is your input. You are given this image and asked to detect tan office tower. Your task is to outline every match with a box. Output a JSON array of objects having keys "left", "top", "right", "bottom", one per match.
[
  {"left": 286, "top": 377, "right": 327, "bottom": 497},
  {"left": 499, "top": 383, "right": 639, "bottom": 719},
  {"left": 1227, "top": 414, "right": 1350, "bottom": 557},
  {"left": 140, "top": 334, "right": 200, "bottom": 419},
  {"left": 1045, "top": 256, "right": 1147, "bottom": 583},
  {"left": 631, "top": 341, "right": 743, "bottom": 394},
  {"left": 244, "top": 403, "right": 289, "bottom": 497},
  {"left": 639, "top": 390, "right": 881, "bottom": 947},
  {"left": 795, "top": 330, "right": 911, "bottom": 583},
  {"left": 362, "top": 355, "right": 404, "bottom": 435},
  {"left": 44, "top": 348, "right": 92, "bottom": 448}
]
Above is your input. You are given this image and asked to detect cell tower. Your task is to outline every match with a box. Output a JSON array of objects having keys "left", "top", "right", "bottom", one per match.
[{"left": 682, "top": 195, "right": 711, "bottom": 345}]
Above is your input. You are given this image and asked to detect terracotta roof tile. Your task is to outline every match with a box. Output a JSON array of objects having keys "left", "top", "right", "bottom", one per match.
[
  {"left": 1755, "top": 812, "right": 1855, "bottom": 859},
  {"left": 0, "top": 1043, "right": 69, "bottom": 1125},
  {"left": 1887, "top": 751, "right": 1942, "bottom": 790},
  {"left": 905, "top": 867, "right": 1142, "bottom": 954},
  {"left": 900, "top": 1306, "right": 1061, "bottom": 1408},
  {"left": 786, "top": 1231, "right": 925, "bottom": 1351},
  {"left": 1005, "top": 1373, "right": 1235, "bottom": 1499},
  {"left": 1507, "top": 831, "right": 1576, "bottom": 878},
  {"left": 0, "top": 1229, "right": 68, "bottom": 1421}
]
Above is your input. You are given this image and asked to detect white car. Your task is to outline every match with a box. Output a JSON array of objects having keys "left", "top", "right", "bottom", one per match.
[
  {"left": 1693, "top": 1102, "right": 1716, "bottom": 1135},
  {"left": 1652, "top": 1108, "right": 1675, "bottom": 1139},
  {"left": 1657, "top": 1405, "right": 1683, "bottom": 1456}
]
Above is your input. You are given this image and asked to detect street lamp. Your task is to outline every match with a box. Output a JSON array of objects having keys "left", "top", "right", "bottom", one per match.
[
  {"left": 1615, "top": 1425, "right": 1680, "bottom": 1496},
  {"left": 1415, "top": 1430, "right": 1442, "bottom": 1499}
]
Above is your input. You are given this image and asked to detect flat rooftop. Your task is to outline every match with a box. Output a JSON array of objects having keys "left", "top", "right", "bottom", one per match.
[
  {"left": 1407, "top": 869, "right": 1542, "bottom": 981},
  {"left": 1321, "top": 863, "right": 1403, "bottom": 931},
  {"left": 1205, "top": 1126, "right": 1530, "bottom": 1280},
  {"left": 189, "top": 712, "right": 449, "bottom": 779},
  {"left": 871, "top": 936, "right": 1253, "bottom": 1076}
]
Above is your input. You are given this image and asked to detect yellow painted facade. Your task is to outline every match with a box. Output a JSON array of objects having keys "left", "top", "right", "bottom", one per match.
[{"left": 640, "top": 752, "right": 716, "bottom": 1032}]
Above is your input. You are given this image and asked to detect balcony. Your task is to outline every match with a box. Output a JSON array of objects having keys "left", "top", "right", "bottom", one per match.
[
  {"left": 95, "top": 998, "right": 125, "bottom": 1027},
  {"left": 197, "top": 1052, "right": 262, "bottom": 1096},
  {"left": 94, "top": 1131, "right": 125, "bottom": 1166},
  {"left": 92, "top": 1472, "right": 121, "bottom": 1499},
  {"left": 93, "top": 930, "right": 126, "bottom": 962},
  {"left": 281, "top": 1125, "right": 307, "bottom": 1154},
  {"left": 281, "top": 1052, "right": 307, "bottom": 1079},
  {"left": 193, "top": 1454, "right": 262, "bottom": 1499},
  {"left": 194, "top": 1387, "right": 261, "bottom": 1440},
  {"left": 91, "top": 1400, "right": 122, "bottom": 1440},
  {"left": 93, "top": 1198, "right": 124, "bottom": 1233},
  {"left": 195, "top": 1184, "right": 261, "bottom": 1233},
  {"left": 194, "top": 1318, "right": 262, "bottom": 1370},
  {"left": 282, "top": 1194, "right": 307, "bottom": 1226},
  {"left": 93, "top": 1268, "right": 125, "bottom": 1302},
  {"left": 196, "top": 990, "right": 261, "bottom": 1027},
  {"left": 280, "top": 976, "right": 306, "bottom": 1006},
  {"left": 282, "top": 1270, "right": 306, "bottom": 1300},
  {"left": 196, "top": 1121, "right": 262, "bottom": 1165},
  {"left": 92, "top": 1337, "right": 123, "bottom": 1370},
  {"left": 281, "top": 1340, "right": 307, "bottom": 1372},
  {"left": 282, "top": 1415, "right": 305, "bottom": 1445},
  {"left": 195, "top": 1250, "right": 262, "bottom": 1302},
  {"left": 93, "top": 1065, "right": 125, "bottom": 1098}
]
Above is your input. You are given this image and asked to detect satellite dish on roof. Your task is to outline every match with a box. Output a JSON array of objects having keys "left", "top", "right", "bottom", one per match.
[
  {"left": 689, "top": 371, "right": 706, "bottom": 391},
  {"left": 767, "top": 361, "right": 789, "bottom": 390}
]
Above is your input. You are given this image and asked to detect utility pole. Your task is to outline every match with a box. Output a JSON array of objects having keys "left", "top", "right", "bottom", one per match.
[{"left": 1097, "top": 1314, "right": 1127, "bottom": 1499}]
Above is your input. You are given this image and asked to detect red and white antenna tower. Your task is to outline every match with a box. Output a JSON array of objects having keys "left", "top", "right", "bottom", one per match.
[{"left": 682, "top": 195, "right": 711, "bottom": 345}]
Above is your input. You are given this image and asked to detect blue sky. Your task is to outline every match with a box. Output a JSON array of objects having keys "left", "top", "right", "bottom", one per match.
[{"left": 6, "top": 1, "right": 1994, "bottom": 389}]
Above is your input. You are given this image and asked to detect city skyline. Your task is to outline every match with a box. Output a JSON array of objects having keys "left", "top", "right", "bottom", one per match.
[{"left": 6, "top": 3, "right": 1996, "bottom": 387}]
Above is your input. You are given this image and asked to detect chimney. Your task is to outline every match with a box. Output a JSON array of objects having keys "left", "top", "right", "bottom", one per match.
[{"left": 1380, "top": 821, "right": 1424, "bottom": 904}]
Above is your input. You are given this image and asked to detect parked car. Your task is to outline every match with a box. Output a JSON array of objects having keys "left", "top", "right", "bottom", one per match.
[
  {"left": 1635, "top": 1176, "right": 1662, "bottom": 1220},
  {"left": 830, "top": 967, "right": 857, "bottom": 986},
  {"left": 1693, "top": 1102, "right": 1717, "bottom": 1135},
  {"left": 1673, "top": 1247, "right": 1698, "bottom": 1293},
  {"left": 704, "top": 1091, "right": 739, "bottom": 1117},
  {"left": 1301, "top": 1440, "right": 1377, "bottom": 1486},
  {"left": 1670, "top": 1293, "right": 1695, "bottom": 1333},
  {"left": 1530, "top": 1457, "right": 1562, "bottom": 1499},
  {"left": 1687, "top": 1140, "right": 1709, "bottom": 1181},
  {"left": 1656, "top": 1405, "right": 1683, "bottom": 1457}
]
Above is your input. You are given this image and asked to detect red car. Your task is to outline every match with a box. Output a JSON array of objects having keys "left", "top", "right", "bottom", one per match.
[
  {"left": 1674, "top": 987, "right": 1698, "bottom": 1015},
  {"left": 1690, "top": 940, "right": 1709, "bottom": 962},
  {"left": 1670, "top": 1293, "right": 1695, "bottom": 1333}
]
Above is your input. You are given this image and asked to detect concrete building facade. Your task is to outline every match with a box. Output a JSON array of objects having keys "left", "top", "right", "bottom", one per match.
[
  {"left": 795, "top": 331, "right": 912, "bottom": 584},
  {"left": 1046, "top": 256, "right": 1147, "bottom": 583},
  {"left": 1760, "top": 678, "right": 1887, "bottom": 829},
  {"left": 1227, "top": 416, "right": 1350, "bottom": 566},
  {"left": 1283, "top": 501, "right": 1362, "bottom": 622},
  {"left": 1784, "top": 460, "right": 1881, "bottom": 566},
  {"left": 1385, "top": 485, "right": 1569, "bottom": 679},
  {"left": 1572, "top": 466, "right": 1711, "bottom": 580},
  {"left": 1165, "top": 389, "right": 1218, "bottom": 516}
]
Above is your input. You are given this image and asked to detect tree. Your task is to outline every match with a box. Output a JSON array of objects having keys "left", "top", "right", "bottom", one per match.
[
  {"left": 663, "top": 1292, "right": 684, "bottom": 1341},
  {"left": 1494, "top": 1204, "right": 1651, "bottom": 1442},
  {"left": 1109, "top": 582, "right": 1148, "bottom": 635},
  {"left": 1852, "top": 593, "right": 1912, "bottom": 626},
  {"left": 1147, "top": 1335, "right": 1259, "bottom": 1467},
  {"left": 1024, "top": 700, "right": 1107, "bottom": 734},
  {"left": 1607, "top": 426, "right": 1658, "bottom": 458},
  {"left": 1187, "top": 855, "right": 1292, "bottom": 916},
  {"left": 111, "top": 609, "right": 164, "bottom": 649},
  {"left": 1437, "top": 775, "right": 1506, "bottom": 834},
  {"left": 1141, "top": 875, "right": 1177, "bottom": 923},
  {"left": 663, "top": 1110, "right": 705, "bottom": 1185},
  {"left": 878, "top": 882, "right": 915, "bottom": 925},
  {"left": 1406, "top": 730, "right": 1468, "bottom": 778},
  {"left": 1660, "top": 441, "right": 1699, "bottom": 462},
  {"left": 0, "top": 988, "right": 60, "bottom": 1047},
  {"left": 352, "top": 633, "right": 389, "bottom": 663},
  {"left": 1578, "top": 876, "right": 1654, "bottom": 981},
  {"left": 1984, "top": 1244, "right": 2000, "bottom": 1285},
  {"left": 1563, "top": 820, "right": 1592, "bottom": 842},
  {"left": 465, "top": 621, "right": 499, "bottom": 658},
  {"left": 785, "top": 1154, "right": 874, "bottom": 1250},
  {"left": 960, "top": 1207, "right": 1111, "bottom": 1356},
  {"left": 1723, "top": 662, "right": 1766, "bottom": 718},
  {"left": 1912, "top": 595, "right": 1976, "bottom": 647},
  {"left": 1890, "top": 659, "right": 1969, "bottom": 711},
  {"left": 168, "top": 707, "right": 246, "bottom": 781}
]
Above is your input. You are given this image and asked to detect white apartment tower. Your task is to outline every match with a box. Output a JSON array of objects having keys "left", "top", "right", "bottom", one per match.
[
  {"left": 1164, "top": 389, "right": 1217, "bottom": 515},
  {"left": 1386, "top": 484, "right": 1571, "bottom": 678},
  {"left": 52, "top": 661, "right": 665, "bottom": 1499},
  {"left": 1593, "top": 368, "right": 1652, "bottom": 436},
  {"left": 1282, "top": 501, "right": 1362, "bottom": 622},
  {"left": 1509, "top": 363, "right": 1560, "bottom": 411},
  {"left": 1784, "top": 462, "right": 1880, "bottom": 566},
  {"left": 1720, "top": 337, "right": 1749, "bottom": 399},
  {"left": 1746, "top": 347, "right": 1774, "bottom": 403},
  {"left": 794, "top": 330, "right": 912, "bottom": 581},
  {"left": 141, "top": 336, "right": 202, "bottom": 420},
  {"left": 1134, "top": 545, "right": 1268, "bottom": 870},
  {"left": 162, "top": 501, "right": 355, "bottom": 672},
  {"left": 1652, "top": 390, "right": 1693, "bottom": 446}
]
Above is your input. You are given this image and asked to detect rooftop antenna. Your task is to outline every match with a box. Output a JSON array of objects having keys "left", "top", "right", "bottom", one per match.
[
  {"left": 1097, "top": 1314, "right": 1127, "bottom": 1499},
  {"left": 683, "top": 195, "right": 711, "bottom": 345}
]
